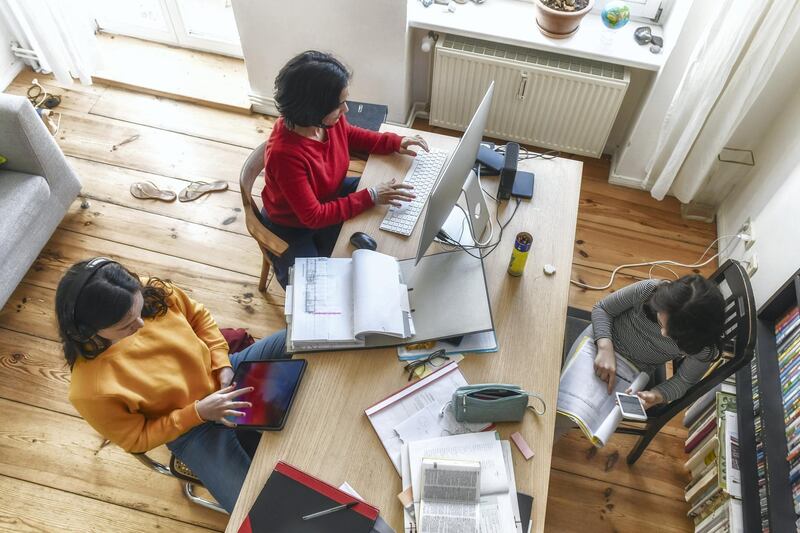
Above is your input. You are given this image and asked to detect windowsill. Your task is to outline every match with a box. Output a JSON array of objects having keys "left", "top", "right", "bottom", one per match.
[{"left": 408, "top": 0, "right": 667, "bottom": 71}]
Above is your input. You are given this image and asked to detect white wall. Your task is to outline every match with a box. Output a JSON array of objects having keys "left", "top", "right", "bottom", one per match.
[
  {"left": 610, "top": 0, "right": 718, "bottom": 187},
  {"left": 231, "top": 0, "right": 411, "bottom": 123},
  {"left": 0, "top": 15, "right": 22, "bottom": 90},
  {"left": 717, "top": 84, "right": 800, "bottom": 308}
]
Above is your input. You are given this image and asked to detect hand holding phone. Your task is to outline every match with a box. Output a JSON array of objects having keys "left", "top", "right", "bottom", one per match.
[{"left": 615, "top": 392, "right": 647, "bottom": 421}]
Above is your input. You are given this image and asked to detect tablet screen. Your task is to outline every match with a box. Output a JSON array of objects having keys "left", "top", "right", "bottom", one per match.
[{"left": 229, "top": 359, "right": 307, "bottom": 429}]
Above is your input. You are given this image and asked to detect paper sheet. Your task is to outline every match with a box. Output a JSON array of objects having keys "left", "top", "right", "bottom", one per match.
[
  {"left": 408, "top": 432, "right": 509, "bottom": 508},
  {"left": 556, "top": 336, "right": 649, "bottom": 447},
  {"left": 366, "top": 364, "right": 470, "bottom": 473},
  {"left": 394, "top": 401, "right": 487, "bottom": 445},
  {"left": 353, "top": 249, "right": 408, "bottom": 338}
]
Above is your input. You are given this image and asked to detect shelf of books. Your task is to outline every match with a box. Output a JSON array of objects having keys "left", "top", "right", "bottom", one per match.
[
  {"left": 735, "top": 269, "right": 800, "bottom": 533},
  {"left": 682, "top": 377, "right": 742, "bottom": 532}
]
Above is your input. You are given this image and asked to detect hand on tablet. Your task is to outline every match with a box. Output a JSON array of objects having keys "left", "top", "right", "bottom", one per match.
[
  {"left": 196, "top": 383, "right": 253, "bottom": 427},
  {"left": 218, "top": 367, "right": 234, "bottom": 389}
]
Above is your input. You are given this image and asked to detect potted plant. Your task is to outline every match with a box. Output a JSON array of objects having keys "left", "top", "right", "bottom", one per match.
[{"left": 535, "top": 0, "right": 595, "bottom": 39}]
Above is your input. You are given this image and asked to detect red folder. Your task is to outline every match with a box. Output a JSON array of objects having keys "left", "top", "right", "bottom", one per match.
[{"left": 238, "top": 461, "right": 379, "bottom": 533}]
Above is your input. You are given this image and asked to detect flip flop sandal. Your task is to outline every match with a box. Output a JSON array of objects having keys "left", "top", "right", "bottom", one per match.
[
  {"left": 130, "top": 181, "right": 177, "bottom": 202},
  {"left": 178, "top": 180, "right": 229, "bottom": 202}
]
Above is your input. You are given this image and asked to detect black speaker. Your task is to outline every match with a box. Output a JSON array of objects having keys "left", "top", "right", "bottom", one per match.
[{"left": 498, "top": 142, "right": 519, "bottom": 200}]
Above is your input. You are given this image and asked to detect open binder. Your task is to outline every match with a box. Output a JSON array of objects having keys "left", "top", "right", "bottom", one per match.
[{"left": 285, "top": 249, "right": 494, "bottom": 353}]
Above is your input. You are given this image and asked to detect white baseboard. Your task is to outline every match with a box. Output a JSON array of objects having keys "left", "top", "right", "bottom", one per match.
[
  {"left": 248, "top": 91, "right": 278, "bottom": 117},
  {"left": 0, "top": 60, "right": 23, "bottom": 92},
  {"left": 608, "top": 151, "right": 648, "bottom": 190}
]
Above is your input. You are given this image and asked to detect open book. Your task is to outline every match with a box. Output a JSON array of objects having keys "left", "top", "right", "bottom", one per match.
[
  {"left": 418, "top": 458, "right": 481, "bottom": 532},
  {"left": 406, "top": 432, "right": 518, "bottom": 532},
  {"left": 286, "top": 250, "right": 414, "bottom": 351},
  {"left": 557, "top": 336, "right": 649, "bottom": 447}
]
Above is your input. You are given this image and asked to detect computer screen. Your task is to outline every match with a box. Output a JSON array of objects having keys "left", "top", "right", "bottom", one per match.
[{"left": 415, "top": 82, "right": 495, "bottom": 265}]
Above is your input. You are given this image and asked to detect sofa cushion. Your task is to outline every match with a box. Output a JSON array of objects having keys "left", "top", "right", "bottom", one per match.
[{"left": 0, "top": 170, "right": 51, "bottom": 253}]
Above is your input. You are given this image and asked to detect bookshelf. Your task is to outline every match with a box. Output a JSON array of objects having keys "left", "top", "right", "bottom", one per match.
[{"left": 736, "top": 268, "right": 800, "bottom": 532}]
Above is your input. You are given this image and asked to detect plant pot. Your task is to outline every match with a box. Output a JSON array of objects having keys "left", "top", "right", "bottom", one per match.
[{"left": 535, "top": 0, "right": 595, "bottom": 39}]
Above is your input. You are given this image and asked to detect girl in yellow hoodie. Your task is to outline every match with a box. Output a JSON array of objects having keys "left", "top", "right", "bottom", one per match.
[{"left": 56, "top": 258, "right": 288, "bottom": 512}]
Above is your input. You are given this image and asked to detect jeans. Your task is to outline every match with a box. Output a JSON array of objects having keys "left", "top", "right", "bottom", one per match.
[
  {"left": 261, "top": 177, "right": 360, "bottom": 289},
  {"left": 166, "top": 329, "right": 289, "bottom": 513}
]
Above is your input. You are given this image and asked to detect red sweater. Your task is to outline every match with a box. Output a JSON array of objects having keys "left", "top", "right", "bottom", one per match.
[{"left": 262, "top": 116, "right": 403, "bottom": 229}]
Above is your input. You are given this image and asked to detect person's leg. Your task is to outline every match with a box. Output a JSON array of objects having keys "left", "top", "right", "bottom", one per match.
[
  {"left": 339, "top": 177, "right": 360, "bottom": 196},
  {"left": 312, "top": 177, "right": 363, "bottom": 257},
  {"left": 167, "top": 423, "right": 251, "bottom": 513},
  {"left": 229, "top": 330, "right": 289, "bottom": 365},
  {"left": 260, "top": 211, "right": 319, "bottom": 289}
]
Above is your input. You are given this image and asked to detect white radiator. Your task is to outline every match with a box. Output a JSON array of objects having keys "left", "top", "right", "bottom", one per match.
[{"left": 430, "top": 35, "right": 630, "bottom": 158}]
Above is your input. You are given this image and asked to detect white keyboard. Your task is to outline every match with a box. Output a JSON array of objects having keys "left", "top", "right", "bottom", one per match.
[{"left": 380, "top": 149, "right": 448, "bottom": 236}]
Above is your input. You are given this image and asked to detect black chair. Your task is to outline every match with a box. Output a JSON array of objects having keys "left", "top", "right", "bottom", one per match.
[
  {"left": 562, "top": 259, "right": 757, "bottom": 465},
  {"left": 132, "top": 452, "right": 226, "bottom": 514}
]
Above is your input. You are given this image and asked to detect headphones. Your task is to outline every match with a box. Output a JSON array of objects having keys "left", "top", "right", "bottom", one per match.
[{"left": 61, "top": 257, "right": 117, "bottom": 343}]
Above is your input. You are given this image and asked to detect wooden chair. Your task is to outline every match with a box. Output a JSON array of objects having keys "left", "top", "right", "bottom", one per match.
[
  {"left": 561, "top": 260, "right": 756, "bottom": 465},
  {"left": 132, "top": 452, "right": 226, "bottom": 514},
  {"left": 239, "top": 141, "right": 288, "bottom": 292}
]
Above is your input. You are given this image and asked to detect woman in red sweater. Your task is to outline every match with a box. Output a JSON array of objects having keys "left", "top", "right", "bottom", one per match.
[{"left": 261, "top": 51, "right": 428, "bottom": 288}]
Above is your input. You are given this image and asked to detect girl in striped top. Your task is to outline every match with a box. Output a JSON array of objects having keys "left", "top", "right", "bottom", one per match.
[{"left": 571, "top": 275, "right": 726, "bottom": 415}]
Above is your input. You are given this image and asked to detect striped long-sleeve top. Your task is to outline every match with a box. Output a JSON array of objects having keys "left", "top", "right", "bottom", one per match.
[{"left": 591, "top": 280, "right": 718, "bottom": 403}]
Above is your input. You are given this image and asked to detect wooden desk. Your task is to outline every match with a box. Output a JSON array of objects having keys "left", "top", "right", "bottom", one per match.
[{"left": 227, "top": 126, "right": 581, "bottom": 533}]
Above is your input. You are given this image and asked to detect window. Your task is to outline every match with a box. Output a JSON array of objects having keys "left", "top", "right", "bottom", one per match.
[{"left": 90, "top": 0, "right": 242, "bottom": 57}]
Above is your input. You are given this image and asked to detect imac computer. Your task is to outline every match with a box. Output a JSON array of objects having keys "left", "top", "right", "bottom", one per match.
[{"left": 414, "top": 82, "right": 495, "bottom": 265}]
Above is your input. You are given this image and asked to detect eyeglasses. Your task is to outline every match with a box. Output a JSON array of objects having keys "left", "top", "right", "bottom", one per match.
[{"left": 403, "top": 349, "right": 450, "bottom": 381}]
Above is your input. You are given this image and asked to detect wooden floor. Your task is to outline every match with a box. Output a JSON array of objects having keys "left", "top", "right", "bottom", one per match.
[{"left": 0, "top": 61, "right": 716, "bottom": 532}]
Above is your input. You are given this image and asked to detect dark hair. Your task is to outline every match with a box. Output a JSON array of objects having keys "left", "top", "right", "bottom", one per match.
[
  {"left": 274, "top": 50, "right": 351, "bottom": 129},
  {"left": 643, "top": 275, "right": 725, "bottom": 355},
  {"left": 55, "top": 260, "right": 171, "bottom": 369}
]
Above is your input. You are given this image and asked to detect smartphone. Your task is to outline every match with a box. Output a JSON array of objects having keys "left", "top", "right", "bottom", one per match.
[{"left": 616, "top": 392, "right": 648, "bottom": 421}]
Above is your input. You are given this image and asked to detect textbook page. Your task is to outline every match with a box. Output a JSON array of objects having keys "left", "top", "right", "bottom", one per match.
[
  {"left": 557, "top": 336, "right": 649, "bottom": 447},
  {"left": 352, "top": 249, "right": 410, "bottom": 338},
  {"left": 418, "top": 458, "right": 481, "bottom": 533},
  {"left": 409, "top": 432, "right": 509, "bottom": 522},
  {"left": 290, "top": 257, "right": 358, "bottom": 345}
]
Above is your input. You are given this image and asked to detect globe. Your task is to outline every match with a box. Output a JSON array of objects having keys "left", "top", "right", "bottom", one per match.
[{"left": 601, "top": 1, "right": 631, "bottom": 30}]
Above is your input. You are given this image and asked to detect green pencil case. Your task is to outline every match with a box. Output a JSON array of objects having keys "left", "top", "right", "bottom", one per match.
[{"left": 451, "top": 383, "right": 547, "bottom": 423}]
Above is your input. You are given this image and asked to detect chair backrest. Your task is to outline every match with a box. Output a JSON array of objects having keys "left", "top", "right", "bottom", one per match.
[
  {"left": 239, "top": 141, "right": 288, "bottom": 258},
  {"left": 650, "top": 259, "right": 757, "bottom": 416}
]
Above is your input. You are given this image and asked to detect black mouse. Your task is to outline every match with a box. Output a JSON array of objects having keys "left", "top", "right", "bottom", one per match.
[{"left": 349, "top": 231, "right": 377, "bottom": 251}]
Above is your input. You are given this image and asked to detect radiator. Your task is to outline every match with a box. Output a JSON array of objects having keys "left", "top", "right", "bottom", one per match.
[{"left": 430, "top": 35, "right": 630, "bottom": 158}]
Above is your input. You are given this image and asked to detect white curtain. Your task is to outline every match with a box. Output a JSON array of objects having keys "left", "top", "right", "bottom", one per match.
[
  {"left": 2, "top": 0, "right": 98, "bottom": 85},
  {"left": 644, "top": 0, "right": 800, "bottom": 203}
]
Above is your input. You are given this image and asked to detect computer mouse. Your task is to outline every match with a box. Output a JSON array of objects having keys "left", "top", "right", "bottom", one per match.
[{"left": 349, "top": 231, "right": 377, "bottom": 251}]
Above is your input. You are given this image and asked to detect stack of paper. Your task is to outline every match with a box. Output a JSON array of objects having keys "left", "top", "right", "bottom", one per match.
[
  {"left": 365, "top": 363, "right": 490, "bottom": 474},
  {"left": 399, "top": 432, "right": 522, "bottom": 533}
]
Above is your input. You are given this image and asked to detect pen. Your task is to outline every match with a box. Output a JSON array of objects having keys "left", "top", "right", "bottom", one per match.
[{"left": 302, "top": 501, "right": 358, "bottom": 520}]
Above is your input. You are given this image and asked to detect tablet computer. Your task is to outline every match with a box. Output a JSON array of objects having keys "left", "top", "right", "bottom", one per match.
[{"left": 227, "top": 359, "right": 307, "bottom": 430}]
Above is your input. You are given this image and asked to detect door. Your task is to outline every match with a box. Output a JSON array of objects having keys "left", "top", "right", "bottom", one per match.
[{"left": 91, "top": 0, "right": 242, "bottom": 57}]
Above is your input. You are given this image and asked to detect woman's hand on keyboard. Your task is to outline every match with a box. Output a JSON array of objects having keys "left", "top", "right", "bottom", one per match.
[
  {"left": 373, "top": 179, "right": 416, "bottom": 207},
  {"left": 398, "top": 134, "right": 430, "bottom": 156}
]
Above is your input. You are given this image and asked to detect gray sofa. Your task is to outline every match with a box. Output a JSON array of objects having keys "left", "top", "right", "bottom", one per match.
[{"left": 0, "top": 93, "right": 81, "bottom": 309}]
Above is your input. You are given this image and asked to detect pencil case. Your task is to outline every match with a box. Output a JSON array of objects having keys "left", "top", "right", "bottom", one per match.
[{"left": 451, "top": 383, "right": 546, "bottom": 423}]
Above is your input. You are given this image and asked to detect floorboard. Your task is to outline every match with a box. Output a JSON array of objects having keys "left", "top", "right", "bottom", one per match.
[{"left": 1, "top": 63, "right": 714, "bottom": 532}]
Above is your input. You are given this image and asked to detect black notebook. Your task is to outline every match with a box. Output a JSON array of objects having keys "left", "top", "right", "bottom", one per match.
[
  {"left": 238, "top": 461, "right": 379, "bottom": 533},
  {"left": 345, "top": 101, "right": 388, "bottom": 132}
]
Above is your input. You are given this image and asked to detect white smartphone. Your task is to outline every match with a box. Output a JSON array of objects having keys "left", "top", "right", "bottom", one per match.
[{"left": 616, "top": 392, "right": 648, "bottom": 421}]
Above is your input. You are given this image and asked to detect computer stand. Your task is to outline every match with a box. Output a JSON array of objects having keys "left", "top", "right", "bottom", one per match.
[{"left": 459, "top": 169, "right": 490, "bottom": 242}]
